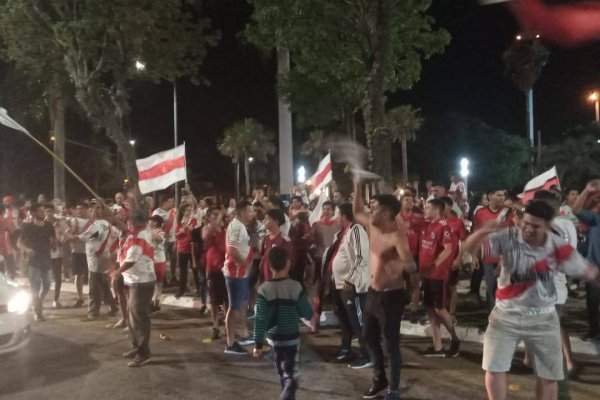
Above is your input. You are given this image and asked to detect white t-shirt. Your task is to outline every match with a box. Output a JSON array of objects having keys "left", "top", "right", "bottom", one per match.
[
  {"left": 152, "top": 207, "right": 176, "bottom": 243},
  {"left": 69, "top": 217, "right": 90, "bottom": 253},
  {"left": 151, "top": 228, "right": 166, "bottom": 264},
  {"left": 449, "top": 181, "right": 467, "bottom": 199},
  {"left": 331, "top": 224, "right": 370, "bottom": 293},
  {"left": 223, "top": 217, "right": 251, "bottom": 278},
  {"left": 50, "top": 218, "right": 68, "bottom": 259},
  {"left": 121, "top": 228, "right": 156, "bottom": 284},
  {"left": 78, "top": 220, "right": 117, "bottom": 273}
]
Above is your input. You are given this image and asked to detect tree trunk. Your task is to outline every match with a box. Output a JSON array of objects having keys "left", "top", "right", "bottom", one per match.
[
  {"left": 48, "top": 82, "right": 66, "bottom": 202},
  {"left": 277, "top": 49, "right": 294, "bottom": 197},
  {"left": 402, "top": 138, "right": 408, "bottom": 185},
  {"left": 244, "top": 156, "right": 251, "bottom": 196},
  {"left": 363, "top": 0, "right": 394, "bottom": 192},
  {"left": 74, "top": 84, "right": 139, "bottom": 199}
]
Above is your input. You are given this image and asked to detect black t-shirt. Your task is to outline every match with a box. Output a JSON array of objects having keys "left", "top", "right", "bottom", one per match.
[{"left": 21, "top": 221, "right": 55, "bottom": 268}]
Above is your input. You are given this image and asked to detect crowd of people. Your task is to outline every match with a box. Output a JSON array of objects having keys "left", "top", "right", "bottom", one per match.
[{"left": 1, "top": 170, "right": 600, "bottom": 400}]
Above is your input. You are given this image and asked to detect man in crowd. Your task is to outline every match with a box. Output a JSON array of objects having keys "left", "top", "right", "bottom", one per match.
[
  {"left": 152, "top": 195, "right": 177, "bottom": 286},
  {"left": 449, "top": 171, "right": 467, "bottom": 202},
  {"left": 223, "top": 200, "right": 255, "bottom": 355},
  {"left": 69, "top": 203, "right": 91, "bottom": 307},
  {"left": 110, "top": 210, "right": 156, "bottom": 367},
  {"left": 419, "top": 199, "right": 460, "bottom": 357},
  {"left": 260, "top": 208, "right": 291, "bottom": 283},
  {"left": 44, "top": 204, "right": 68, "bottom": 309},
  {"left": 18, "top": 203, "right": 55, "bottom": 321},
  {"left": 469, "top": 188, "right": 514, "bottom": 312},
  {"left": 441, "top": 196, "right": 467, "bottom": 320},
  {"left": 353, "top": 178, "right": 416, "bottom": 400},
  {"left": 461, "top": 200, "right": 600, "bottom": 400},
  {"left": 331, "top": 202, "right": 371, "bottom": 369}
]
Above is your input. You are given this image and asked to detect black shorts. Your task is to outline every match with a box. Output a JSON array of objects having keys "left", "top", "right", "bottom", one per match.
[
  {"left": 423, "top": 278, "right": 447, "bottom": 309},
  {"left": 207, "top": 270, "right": 227, "bottom": 307},
  {"left": 448, "top": 269, "right": 459, "bottom": 286},
  {"left": 71, "top": 253, "right": 88, "bottom": 276}
]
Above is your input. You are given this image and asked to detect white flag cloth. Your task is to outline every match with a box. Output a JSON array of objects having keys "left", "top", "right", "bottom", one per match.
[
  {"left": 517, "top": 166, "right": 560, "bottom": 204},
  {"left": 0, "top": 108, "right": 29, "bottom": 133},
  {"left": 309, "top": 192, "right": 329, "bottom": 226},
  {"left": 311, "top": 152, "right": 333, "bottom": 193},
  {"left": 136, "top": 144, "right": 187, "bottom": 194}
]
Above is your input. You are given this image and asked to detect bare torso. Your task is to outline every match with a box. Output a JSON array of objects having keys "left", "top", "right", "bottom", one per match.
[{"left": 369, "top": 227, "right": 411, "bottom": 291}]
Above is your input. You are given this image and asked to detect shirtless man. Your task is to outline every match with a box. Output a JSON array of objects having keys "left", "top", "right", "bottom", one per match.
[{"left": 353, "top": 179, "right": 417, "bottom": 400}]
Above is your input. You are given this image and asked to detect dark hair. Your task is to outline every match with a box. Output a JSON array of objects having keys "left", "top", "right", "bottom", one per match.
[
  {"left": 533, "top": 190, "right": 561, "bottom": 212},
  {"left": 440, "top": 196, "right": 453, "bottom": 208},
  {"left": 160, "top": 195, "right": 174, "bottom": 206},
  {"left": 296, "top": 211, "right": 309, "bottom": 224},
  {"left": 432, "top": 181, "right": 445, "bottom": 188},
  {"left": 427, "top": 198, "right": 446, "bottom": 213},
  {"left": 268, "top": 195, "right": 285, "bottom": 210},
  {"left": 322, "top": 201, "right": 334, "bottom": 209},
  {"left": 44, "top": 203, "right": 55, "bottom": 210},
  {"left": 177, "top": 204, "right": 192, "bottom": 224},
  {"left": 373, "top": 194, "right": 401, "bottom": 219},
  {"left": 252, "top": 202, "right": 264, "bottom": 209},
  {"left": 338, "top": 203, "right": 354, "bottom": 221},
  {"left": 486, "top": 188, "right": 505, "bottom": 196},
  {"left": 150, "top": 215, "right": 164, "bottom": 227},
  {"left": 203, "top": 197, "right": 214, "bottom": 207},
  {"left": 268, "top": 246, "right": 288, "bottom": 272},
  {"left": 405, "top": 186, "right": 417, "bottom": 197},
  {"left": 524, "top": 199, "right": 555, "bottom": 222},
  {"left": 236, "top": 200, "right": 252, "bottom": 212},
  {"left": 266, "top": 208, "right": 286, "bottom": 226},
  {"left": 291, "top": 195, "right": 302, "bottom": 203},
  {"left": 449, "top": 171, "right": 457, "bottom": 177},
  {"left": 131, "top": 210, "right": 148, "bottom": 227},
  {"left": 30, "top": 203, "right": 44, "bottom": 214}
]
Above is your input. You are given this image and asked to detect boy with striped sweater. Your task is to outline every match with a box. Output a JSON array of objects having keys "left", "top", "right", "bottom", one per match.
[{"left": 253, "top": 246, "right": 313, "bottom": 400}]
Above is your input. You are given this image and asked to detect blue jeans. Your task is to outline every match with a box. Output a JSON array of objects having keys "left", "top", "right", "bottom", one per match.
[
  {"left": 483, "top": 264, "right": 497, "bottom": 313},
  {"left": 29, "top": 267, "right": 51, "bottom": 314}
]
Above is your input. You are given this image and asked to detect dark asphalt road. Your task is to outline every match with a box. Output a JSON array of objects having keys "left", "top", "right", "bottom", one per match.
[{"left": 1, "top": 291, "right": 599, "bottom": 400}]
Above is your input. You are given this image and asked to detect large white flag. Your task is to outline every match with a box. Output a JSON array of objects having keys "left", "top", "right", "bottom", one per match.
[
  {"left": 310, "top": 152, "right": 333, "bottom": 193},
  {"left": 136, "top": 144, "right": 187, "bottom": 194},
  {"left": 518, "top": 166, "right": 560, "bottom": 204},
  {"left": 0, "top": 108, "right": 29, "bottom": 133}
]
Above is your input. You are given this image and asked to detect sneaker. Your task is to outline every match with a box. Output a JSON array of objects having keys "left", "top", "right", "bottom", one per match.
[
  {"left": 238, "top": 336, "right": 255, "bottom": 346},
  {"left": 81, "top": 315, "right": 98, "bottom": 322},
  {"left": 418, "top": 314, "right": 430, "bottom": 325},
  {"left": 349, "top": 356, "right": 373, "bottom": 369},
  {"left": 53, "top": 301, "right": 62, "bottom": 309},
  {"left": 363, "top": 380, "right": 388, "bottom": 399},
  {"left": 127, "top": 355, "right": 151, "bottom": 367},
  {"left": 174, "top": 291, "right": 184, "bottom": 299},
  {"left": 211, "top": 327, "right": 220, "bottom": 340},
  {"left": 199, "top": 304, "right": 207, "bottom": 315},
  {"left": 334, "top": 348, "right": 351, "bottom": 363},
  {"left": 73, "top": 299, "right": 84, "bottom": 308},
  {"left": 113, "top": 319, "right": 127, "bottom": 329},
  {"left": 422, "top": 346, "right": 445, "bottom": 357},
  {"left": 446, "top": 340, "right": 460, "bottom": 358},
  {"left": 384, "top": 390, "right": 401, "bottom": 400},
  {"left": 409, "top": 311, "right": 419, "bottom": 324},
  {"left": 224, "top": 342, "right": 248, "bottom": 355},
  {"left": 122, "top": 350, "right": 137, "bottom": 359}
]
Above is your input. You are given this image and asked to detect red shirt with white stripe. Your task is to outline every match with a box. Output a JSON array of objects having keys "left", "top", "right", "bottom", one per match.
[{"left": 119, "top": 227, "right": 156, "bottom": 285}]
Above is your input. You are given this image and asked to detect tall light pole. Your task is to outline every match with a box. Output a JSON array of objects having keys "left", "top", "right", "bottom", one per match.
[
  {"left": 460, "top": 157, "right": 470, "bottom": 199},
  {"left": 589, "top": 91, "right": 599, "bottom": 123},
  {"left": 136, "top": 60, "right": 179, "bottom": 205}
]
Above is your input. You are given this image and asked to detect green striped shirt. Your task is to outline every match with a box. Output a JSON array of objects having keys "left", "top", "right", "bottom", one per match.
[{"left": 253, "top": 278, "right": 313, "bottom": 349}]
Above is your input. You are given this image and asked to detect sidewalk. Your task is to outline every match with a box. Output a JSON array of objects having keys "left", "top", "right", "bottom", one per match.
[{"left": 19, "top": 276, "right": 600, "bottom": 356}]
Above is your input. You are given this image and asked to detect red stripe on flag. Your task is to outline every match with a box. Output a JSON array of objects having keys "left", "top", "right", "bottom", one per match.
[
  {"left": 520, "top": 176, "right": 560, "bottom": 203},
  {"left": 139, "top": 156, "right": 186, "bottom": 180},
  {"left": 313, "top": 162, "right": 332, "bottom": 188}
]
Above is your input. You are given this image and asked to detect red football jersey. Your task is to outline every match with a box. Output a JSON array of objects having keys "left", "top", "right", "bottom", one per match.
[
  {"left": 474, "top": 207, "right": 514, "bottom": 264},
  {"left": 260, "top": 233, "right": 292, "bottom": 282},
  {"left": 398, "top": 210, "right": 424, "bottom": 256},
  {"left": 419, "top": 219, "right": 453, "bottom": 280}
]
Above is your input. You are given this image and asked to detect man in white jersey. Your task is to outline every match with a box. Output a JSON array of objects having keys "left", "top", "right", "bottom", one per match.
[
  {"left": 461, "top": 200, "right": 600, "bottom": 400},
  {"left": 152, "top": 195, "right": 177, "bottom": 285},
  {"left": 69, "top": 204, "right": 91, "bottom": 307}
]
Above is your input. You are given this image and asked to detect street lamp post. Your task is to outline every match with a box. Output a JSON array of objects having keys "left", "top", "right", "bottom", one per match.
[
  {"left": 589, "top": 91, "right": 599, "bottom": 123},
  {"left": 460, "top": 157, "right": 470, "bottom": 199}
]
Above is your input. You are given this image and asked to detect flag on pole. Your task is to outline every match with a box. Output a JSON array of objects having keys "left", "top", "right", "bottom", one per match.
[
  {"left": 310, "top": 152, "right": 333, "bottom": 194},
  {"left": 517, "top": 166, "right": 560, "bottom": 204},
  {"left": 0, "top": 108, "right": 29, "bottom": 133},
  {"left": 136, "top": 144, "right": 187, "bottom": 194}
]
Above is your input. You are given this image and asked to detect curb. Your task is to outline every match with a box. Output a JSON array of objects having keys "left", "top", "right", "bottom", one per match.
[{"left": 18, "top": 278, "right": 600, "bottom": 356}]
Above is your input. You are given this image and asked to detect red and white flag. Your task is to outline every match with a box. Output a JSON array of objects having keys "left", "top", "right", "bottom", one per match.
[
  {"left": 310, "top": 152, "right": 333, "bottom": 193},
  {"left": 518, "top": 166, "right": 560, "bottom": 204},
  {"left": 136, "top": 144, "right": 187, "bottom": 194}
]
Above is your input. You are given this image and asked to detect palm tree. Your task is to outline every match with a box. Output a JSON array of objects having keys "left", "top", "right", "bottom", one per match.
[
  {"left": 300, "top": 129, "right": 330, "bottom": 161},
  {"left": 218, "top": 118, "right": 276, "bottom": 198},
  {"left": 386, "top": 105, "right": 424, "bottom": 184},
  {"left": 503, "top": 35, "right": 549, "bottom": 175}
]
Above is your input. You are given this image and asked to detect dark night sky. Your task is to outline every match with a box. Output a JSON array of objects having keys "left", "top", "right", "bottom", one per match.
[{"left": 5, "top": 0, "right": 600, "bottom": 197}]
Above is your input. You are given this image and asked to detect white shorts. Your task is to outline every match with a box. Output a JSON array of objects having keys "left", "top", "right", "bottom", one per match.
[{"left": 482, "top": 307, "right": 563, "bottom": 381}]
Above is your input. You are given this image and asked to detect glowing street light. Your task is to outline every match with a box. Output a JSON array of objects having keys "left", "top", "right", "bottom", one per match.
[
  {"left": 297, "top": 166, "right": 306, "bottom": 184},
  {"left": 460, "top": 157, "right": 470, "bottom": 198},
  {"left": 589, "top": 91, "right": 600, "bottom": 123},
  {"left": 248, "top": 157, "right": 254, "bottom": 163},
  {"left": 129, "top": 139, "right": 136, "bottom": 146},
  {"left": 135, "top": 60, "right": 146, "bottom": 71}
]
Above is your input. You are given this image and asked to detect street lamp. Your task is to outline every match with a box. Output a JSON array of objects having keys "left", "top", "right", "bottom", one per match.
[
  {"left": 248, "top": 157, "right": 254, "bottom": 163},
  {"left": 589, "top": 91, "right": 599, "bottom": 123},
  {"left": 135, "top": 60, "right": 146, "bottom": 71},
  {"left": 297, "top": 166, "right": 306, "bottom": 184},
  {"left": 129, "top": 139, "right": 136, "bottom": 146},
  {"left": 460, "top": 157, "right": 470, "bottom": 198}
]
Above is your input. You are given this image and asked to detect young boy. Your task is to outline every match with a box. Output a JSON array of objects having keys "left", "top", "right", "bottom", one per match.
[{"left": 253, "top": 246, "right": 313, "bottom": 400}]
